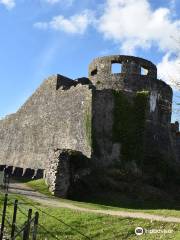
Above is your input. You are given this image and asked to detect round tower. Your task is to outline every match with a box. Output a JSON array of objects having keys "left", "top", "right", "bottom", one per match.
[
  {"left": 89, "top": 55, "right": 172, "bottom": 125},
  {"left": 89, "top": 55, "right": 174, "bottom": 169}
]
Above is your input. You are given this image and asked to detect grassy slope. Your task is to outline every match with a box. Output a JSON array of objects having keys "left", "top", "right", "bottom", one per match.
[
  {"left": 26, "top": 178, "right": 52, "bottom": 196},
  {"left": 0, "top": 193, "right": 180, "bottom": 240},
  {"left": 25, "top": 179, "right": 180, "bottom": 218}
]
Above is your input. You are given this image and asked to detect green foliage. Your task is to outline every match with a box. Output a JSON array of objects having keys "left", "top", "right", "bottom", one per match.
[
  {"left": 113, "top": 90, "right": 149, "bottom": 164},
  {"left": 84, "top": 109, "right": 92, "bottom": 147}
]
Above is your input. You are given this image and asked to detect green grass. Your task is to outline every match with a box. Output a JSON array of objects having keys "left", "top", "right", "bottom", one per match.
[
  {"left": 84, "top": 108, "right": 92, "bottom": 147},
  {"left": 26, "top": 178, "right": 52, "bottom": 196},
  {"left": 24, "top": 179, "right": 180, "bottom": 219},
  {"left": 0, "top": 193, "right": 180, "bottom": 240}
]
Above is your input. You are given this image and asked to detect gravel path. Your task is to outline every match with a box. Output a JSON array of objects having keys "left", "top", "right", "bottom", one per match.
[{"left": 8, "top": 182, "right": 180, "bottom": 223}]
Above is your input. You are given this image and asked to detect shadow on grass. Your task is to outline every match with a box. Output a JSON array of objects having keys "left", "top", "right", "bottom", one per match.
[
  {"left": 69, "top": 174, "right": 180, "bottom": 212},
  {"left": 72, "top": 191, "right": 180, "bottom": 211},
  {"left": 10, "top": 174, "right": 180, "bottom": 212}
]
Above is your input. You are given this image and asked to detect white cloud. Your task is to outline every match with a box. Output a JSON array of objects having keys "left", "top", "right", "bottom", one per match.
[
  {"left": 169, "top": 0, "right": 176, "bottom": 11},
  {"left": 97, "top": 0, "right": 180, "bottom": 54},
  {"left": 45, "top": 0, "right": 61, "bottom": 3},
  {"left": 35, "top": 0, "right": 180, "bottom": 51},
  {"left": 0, "top": 0, "right": 15, "bottom": 9},
  {"left": 157, "top": 53, "right": 180, "bottom": 89},
  {"left": 34, "top": 0, "right": 180, "bottom": 88},
  {"left": 97, "top": 0, "right": 180, "bottom": 88},
  {"left": 34, "top": 10, "right": 94, "bottom": 34},
  {"left": 44, "top": 0, "right": 74, "bottom": 6},
  {"left": 34, "top": 22, "right": 48, "bottom": 30}
]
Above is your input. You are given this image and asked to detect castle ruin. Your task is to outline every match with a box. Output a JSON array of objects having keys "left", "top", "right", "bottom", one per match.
[{"left": 0, "top": 55, "right": 179, "bottom": 197}]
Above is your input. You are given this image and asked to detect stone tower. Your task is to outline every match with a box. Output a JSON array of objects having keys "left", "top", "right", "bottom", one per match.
[{"left": 89, "top": 55, "right": 173, "bottom": 167}]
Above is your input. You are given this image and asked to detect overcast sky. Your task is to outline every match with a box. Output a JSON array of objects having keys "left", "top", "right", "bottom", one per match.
[{"left": 0, "top": 0, "right": 180, "bottom": 121}]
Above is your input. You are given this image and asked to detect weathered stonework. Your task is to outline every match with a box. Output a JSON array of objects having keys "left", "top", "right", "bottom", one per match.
[
  {"left": 89, "top": 55, "right": 174, "bottom": 168},
  {"left": 45, "top": 149, "right": 71, "bottom": 197},
  {"left": 171, "top": 122, "right": 180, "bottom": 164},
  {"left": 0, "top": 55, "right": 179, "bottom": 197},
  {"left": 45, "top": 149, "right": 90, "bottom": 197},
  {"left": 0, "top": 75, "right": 92, "bottom": 171}
]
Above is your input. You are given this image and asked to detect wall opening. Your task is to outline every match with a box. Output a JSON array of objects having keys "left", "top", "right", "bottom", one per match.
[
  {"left": 91, "top": 68, "right": 98, "bottom": 76},
  {"left": 112, "top": 63, "right": 122, "bottom": 74},
  {"left": 141, "top": 67, "right": 148, "bottom": 75}
]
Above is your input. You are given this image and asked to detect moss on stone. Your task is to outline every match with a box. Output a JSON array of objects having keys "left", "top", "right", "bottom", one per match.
[
  {"left": 84, "top": 109, "right": 92, "bottom": 147},
  {"left": 113, "top": 90, "right": 149, "bottom": 165}
]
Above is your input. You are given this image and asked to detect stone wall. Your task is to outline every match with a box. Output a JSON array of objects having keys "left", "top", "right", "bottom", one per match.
[
  {"left": 45, "top": 149, "right": 91, "bottom": 197},
  {"left": 0, "top": 75, "right": 92, "bottom": 170},
  {"left": 171, "top": 122, "right": 180, "bottom": 164},
  {"left": 92, "top": 89, "right": 121, "bottom": 167}
]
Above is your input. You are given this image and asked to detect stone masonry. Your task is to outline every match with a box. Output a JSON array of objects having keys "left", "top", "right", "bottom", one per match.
[
  {"left": 0, "top": 75, "right": 92, "bottom": 170},
  {"left": 0, "top": 55, "right": 179, "bottom": 197}
]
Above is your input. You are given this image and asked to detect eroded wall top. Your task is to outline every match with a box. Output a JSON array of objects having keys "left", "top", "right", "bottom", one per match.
[{"left": 89, "top": 55, "right": 157, "bottom": 81}]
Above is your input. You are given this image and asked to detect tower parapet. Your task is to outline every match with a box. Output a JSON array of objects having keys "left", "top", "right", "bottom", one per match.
[
  {"left": 89, "top": 55, "right": 157, "bottom": 89},
  {"left": 89, "top": 55, "right": 172, "bottom": 126}
]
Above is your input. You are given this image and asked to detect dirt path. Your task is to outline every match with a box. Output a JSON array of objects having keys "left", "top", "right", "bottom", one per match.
[{"left": 7, "top": 182, "right": 180, "bottom": 224}]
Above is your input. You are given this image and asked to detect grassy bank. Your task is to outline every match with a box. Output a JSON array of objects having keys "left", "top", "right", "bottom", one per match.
[
  {"left": 24, "top": 179, "right": 180, "bottom": 218},
  {"left": 0, "top": 193, "right": 180, "bottom": 239},
  {"left": 26, "top": 178, "right": 52, "bottom": 196}
]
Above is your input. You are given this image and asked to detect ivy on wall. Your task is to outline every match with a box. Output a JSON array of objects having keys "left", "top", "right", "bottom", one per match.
[
  {"left": 84, "top": 109, "right": 92, "bottom": 148},
  {"left": 113, "top": 90, "right": 149, "bottom": 165}
]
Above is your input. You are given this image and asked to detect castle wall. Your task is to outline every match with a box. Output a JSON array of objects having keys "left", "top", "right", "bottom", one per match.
[
  {"left": 0, "top": 54, "right": 178, "bottom": 196},
  {"left": 176, "top": 134, "right": 180, "bottom": 162},
  {"left": 92, "top": 89, "right": 120, "bottom": 167},
  {"left": 0, "top": 75, "right": 92, "bottom": 170},
  {"left": 171, "top": 122, "right": 180, "bottom": 164},
  {"left": 45, "top": 149, "right": 90, "bottom": 197}
]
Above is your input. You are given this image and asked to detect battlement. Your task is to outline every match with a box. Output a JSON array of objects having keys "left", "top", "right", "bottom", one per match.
[
  {"left": 89, "top": 55, "right": 157, "bottom": 80},
  {"left": 56, "top": 75, "right": 90, "bottom": 90}
]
